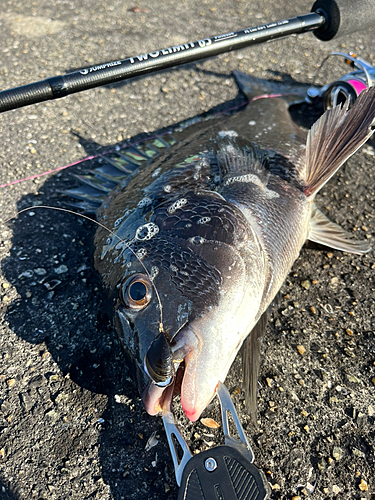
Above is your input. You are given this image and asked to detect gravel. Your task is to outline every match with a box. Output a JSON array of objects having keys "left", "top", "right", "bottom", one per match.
[{"left": 0, "top": 1, "right": 374, "bottom": 499}]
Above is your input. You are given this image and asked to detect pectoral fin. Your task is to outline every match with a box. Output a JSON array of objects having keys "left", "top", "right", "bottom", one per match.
[
  {"left": 308, "top": 204, "right": 371, "bottom": 255},
  {"left": 241, "top": 309, "right": 269, "bottom": 423}
]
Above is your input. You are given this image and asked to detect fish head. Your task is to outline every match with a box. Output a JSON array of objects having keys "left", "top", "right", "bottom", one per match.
[
  {"left": 95, "top": 191, "right": 265, "bottom": 421},
  {"left": 112, "top": 256, "right": 196, "bottom": 399}
]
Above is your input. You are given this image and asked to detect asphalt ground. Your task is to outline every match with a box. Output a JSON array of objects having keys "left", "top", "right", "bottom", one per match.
[{"left": 0, "top": 1, "right": 374, "bottom": 499}]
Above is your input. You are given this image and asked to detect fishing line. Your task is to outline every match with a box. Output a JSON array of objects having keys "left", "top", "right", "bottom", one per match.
[
  {"left": 0, "top": 99, "right": 247, "bottom": 189},
  {"left": 1, "top": 205, "right": 165, "bottom": 332}
]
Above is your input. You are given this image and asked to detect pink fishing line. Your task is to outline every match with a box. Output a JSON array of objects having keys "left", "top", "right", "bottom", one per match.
[
  {"left": 0, "top": 102, "right": 248, "bottom": 189},
  {"left": 0, "top": 156, "right": 97, "bottom": 188},
  {"left": 251, "top": 93, "right": 283, "bottom": 100},
  {"left": 251, "top": 92, "right": 302, "bottom": 101}
]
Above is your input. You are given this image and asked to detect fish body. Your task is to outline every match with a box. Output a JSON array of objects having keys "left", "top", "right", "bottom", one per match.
[{"left": 90, "top": 74, "right": 375, "bottom": 421}]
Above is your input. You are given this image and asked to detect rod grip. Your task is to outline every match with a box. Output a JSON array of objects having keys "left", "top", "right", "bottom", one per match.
[
  {"left": 0, "top": 81, "right": 54, "bottom": 112},
  {"left": 312, "top": 0, "right": 375, "bottom": 40}
]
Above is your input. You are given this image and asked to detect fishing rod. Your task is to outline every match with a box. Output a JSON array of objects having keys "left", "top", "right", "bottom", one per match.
[{"left": 0, "top": 0, "right": 374, "bottom": 113}]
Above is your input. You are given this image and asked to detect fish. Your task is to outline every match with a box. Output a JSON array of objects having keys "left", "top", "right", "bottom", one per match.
[{"left": 68, "top": 73, "right": 375, "bottom": 422}]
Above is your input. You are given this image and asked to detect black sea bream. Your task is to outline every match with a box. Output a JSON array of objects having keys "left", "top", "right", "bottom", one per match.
[{"left": 87, "top": 74, "right": 375, "bottom": 422}]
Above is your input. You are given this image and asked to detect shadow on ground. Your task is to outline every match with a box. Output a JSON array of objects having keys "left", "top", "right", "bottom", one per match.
[
  {"left": 0, "top": 75, "right": 332, "bottom": 499},
  {"left": 0, "top": 79, "right": 250, "bottom": 499}
]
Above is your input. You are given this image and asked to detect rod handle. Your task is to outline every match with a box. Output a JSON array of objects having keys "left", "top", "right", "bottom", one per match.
[{"left": 312, "top": 0, "right": 375, "bottom": 40}]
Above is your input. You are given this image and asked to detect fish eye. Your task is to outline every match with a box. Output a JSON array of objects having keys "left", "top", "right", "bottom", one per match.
[
  {"left": 129, "top": 281, "right": 147, "bottom": 301},
  {"left": 120, "top": 274, "right": 152, "bottom": 309}
]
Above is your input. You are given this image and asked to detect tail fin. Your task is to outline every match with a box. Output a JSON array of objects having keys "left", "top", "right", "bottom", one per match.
[
  {"left": 303, "top": 86, "right": 375, "bottom": 198},
  {"left": 233, "top": 71, "right": 309, "bottom": 103}
]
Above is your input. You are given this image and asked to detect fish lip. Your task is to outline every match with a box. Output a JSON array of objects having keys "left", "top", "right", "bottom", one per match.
[
  {"left": 142, "top": 324, "right": 198, "bottom": 416},
  {"left": 142, "top": 363, "right": 183, "bottom": 415},
  {"left": 142, "top": 380, "right": 170, "bottom": 416}
]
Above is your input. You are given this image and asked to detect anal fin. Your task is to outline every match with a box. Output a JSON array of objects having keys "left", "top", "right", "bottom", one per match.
[{"left": 308, "top": 204, "right": 371, "bottom": 255}]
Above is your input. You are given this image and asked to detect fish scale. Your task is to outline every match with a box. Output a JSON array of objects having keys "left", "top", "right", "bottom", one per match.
[
  {"left": 227, "top": 173, "right": 309, "bottom": 304},
  {"left": 155, "top": 191, "right": 249, "bottom": 245}
]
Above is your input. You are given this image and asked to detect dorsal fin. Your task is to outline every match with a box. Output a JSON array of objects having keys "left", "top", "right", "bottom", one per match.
[
  {"left": 303, "top": 86, "right": 375, "bottom": 198},
  {"left": 63, "top": 135, "right": 176, "bottom": 212}
]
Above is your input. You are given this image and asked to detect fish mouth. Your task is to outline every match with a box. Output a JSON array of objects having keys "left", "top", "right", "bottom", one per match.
[
  {"left": 143, "top": 361, "right": 208, "bottom": 422},
  {"left": 142, "top": 324, "right": 195, "bottom": 418},
  {"left": 142, "top": 363, "right": 183, "bottom": 416},
  {"left": 142, "top": 324, "right": 218, "bottom": 422},
  {"left": 141, "top": 326, "right": 192, "bottom": 417}
]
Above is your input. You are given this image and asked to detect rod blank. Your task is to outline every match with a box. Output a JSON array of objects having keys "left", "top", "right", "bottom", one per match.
[
  {"left": 0, "top": 13, "right": 324, "bottom": 113},
  {"left": 2, "top": 0, "right": 374, "bottom": 114}
]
